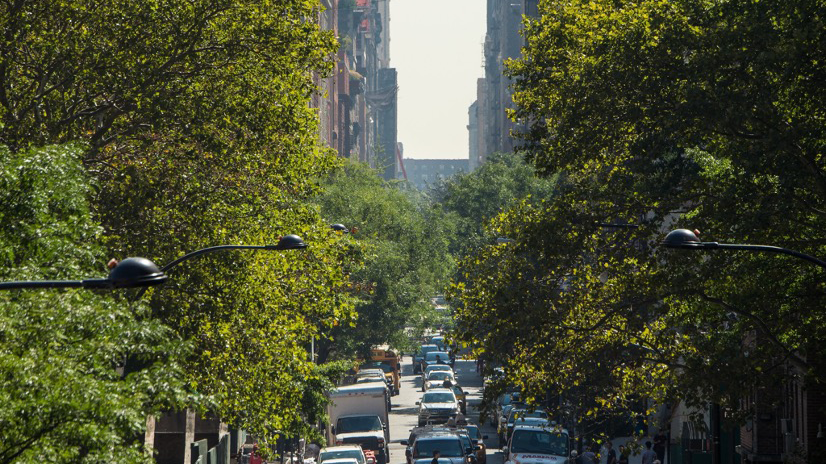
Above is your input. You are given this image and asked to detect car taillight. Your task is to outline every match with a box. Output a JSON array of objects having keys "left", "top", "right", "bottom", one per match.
[
  {"left": 336, "top": 440, "right": 344, "bottom": 445},
  {"left": 377, "top": 437, "right": 385, "bottom": 448}
]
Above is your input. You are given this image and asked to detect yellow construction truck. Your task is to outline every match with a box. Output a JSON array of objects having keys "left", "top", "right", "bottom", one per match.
[{"left": 358, "top": 346, "right": 401, "bottom": 396}]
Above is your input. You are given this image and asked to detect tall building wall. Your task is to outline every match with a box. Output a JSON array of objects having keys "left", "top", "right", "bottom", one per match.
[
  {"left": 404, "top": 159, "right": 469, "bottom": 190},
  {"left": 377, "top": 0, "right": 390, "bottom": 68},
  {"left": 475, "top": 0, "right": 537, "bottom": 163},
  {"left": 468, "top": 100, "right": 479, "bottom": 171},
  {"left": 315, "top": 0, "right": 394, "bottom": 168},
  {"left": 376, "top": 68, "right": 398, "bottom": 180}
]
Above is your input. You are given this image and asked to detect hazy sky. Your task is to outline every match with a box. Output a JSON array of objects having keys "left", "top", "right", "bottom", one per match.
[{"left": 389, "top": 0, "right": 486, "bottom": 160}]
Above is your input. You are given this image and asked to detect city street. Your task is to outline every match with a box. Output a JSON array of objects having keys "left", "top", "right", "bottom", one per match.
[
  {"left": 386, "top": 357, "right": 657, "bottom": 464},
  {"left": 387, "top": 357, "right": 503, "bottom": 464},
  {"left": 2, "top": 0, "right": 820, "bottom": 461}
]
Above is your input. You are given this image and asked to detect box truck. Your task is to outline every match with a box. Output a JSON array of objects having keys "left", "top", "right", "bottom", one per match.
[{"left": 326, "top": 384, "right": 390, "bottom": 464}]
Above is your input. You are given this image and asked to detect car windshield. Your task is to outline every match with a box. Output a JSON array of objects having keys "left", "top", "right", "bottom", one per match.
[
  {"left": 422, "top": 392, "right": 456, "bottom": 403},
  {"left": 336, "top": 416, "right": 382, "bottom": 433},
  {"left": 501, "top": 393, "right": 521, "bottom": 406},
  {"left": 458, "top": 434, "right": 472, "bottom": 450},
  {"left": 414, "top": 438, "right": 464, "bottom": 458},
  {"left": 452, "top": 387, "right": 463, "bottom": 397},
  {"left": 426, "top": 365, "right": 452, "bottom": 374},
  {"left": 355, "top": 376, "right": 383, "bottom": 384},
  {"left": 320, "top": 450, "right": 365, "bottom": 464},
  {"left": 464, "top": 426, "right": 479, "bottom": 441},
  {"left": 427, "top": 371, "right": 454, "bottom": 381},
  {"left": 360, "top": 362, "right": 393, "bottom": 374},
  {"left": 425, "top": 352, "right": 450, "bottom": 362},
  {"left": 509, "top": 430, "right": 569, "bottom": 457},
  {"left": 520, "top": 418, "right": 550, "bottom": 427}
]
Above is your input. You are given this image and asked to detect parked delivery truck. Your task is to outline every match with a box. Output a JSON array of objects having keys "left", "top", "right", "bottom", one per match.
[{"left": 327, "top": 384, "right": 390, "bottom": 464}]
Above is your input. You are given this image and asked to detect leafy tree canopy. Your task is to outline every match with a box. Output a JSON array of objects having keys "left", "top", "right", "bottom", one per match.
[
  {"left": 453, "top": 0, "right": 826, "bottom": 433},
  {"left": 313, "top": 162, "right": 455, "bottom": 359},
  {"left": 0, "top": 144, "right": 190, "bottom": 464},
  {"left": 0, "top": 0, "right": 355, "bottom": 446},
  {"left": 432, "top": 152, "right": 557, "bottom": 256}
]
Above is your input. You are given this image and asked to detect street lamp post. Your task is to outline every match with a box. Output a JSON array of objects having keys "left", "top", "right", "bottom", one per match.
[
  {"left": 0, "top": 232, "right": 308, "bottom": 463},
  {"left": 130, "top": 234, "right": 307, "bottom": 463},
  {"left": 0, "top": 257, "right": 167, "bottom": 290},
  {"left": 663, "top": 228, "right": 826, "bottom": 464}
]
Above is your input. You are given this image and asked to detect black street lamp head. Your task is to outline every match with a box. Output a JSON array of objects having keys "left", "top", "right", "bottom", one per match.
[
  {"left": 331, "top": 223, "right": 350, "bottom": 233},
  {"left": 274, "top": 234, "right": 308, "bottom": 250},
  {"left": 107, "top": 257, "right": 167, "bottom": 288},
  {"left": 663, "top": 229, "right": 704, "bottom": 249}
]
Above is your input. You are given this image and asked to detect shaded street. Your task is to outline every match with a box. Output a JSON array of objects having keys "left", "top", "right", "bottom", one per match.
[{"left": 387, "top": 357, "right": 503, "bottom": 464}]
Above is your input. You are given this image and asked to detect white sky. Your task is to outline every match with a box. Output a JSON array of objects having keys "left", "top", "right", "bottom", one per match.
[{"left": 389, "top": 0, "right": 486, "bottom": 160}]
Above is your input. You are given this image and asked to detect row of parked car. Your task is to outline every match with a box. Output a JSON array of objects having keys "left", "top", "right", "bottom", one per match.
[{"left": 486, "top": 382, "right": 574, "bottom": 463}]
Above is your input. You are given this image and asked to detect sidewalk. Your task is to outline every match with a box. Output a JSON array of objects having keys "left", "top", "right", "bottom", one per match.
[{"left": 596, "top": 437, "right": 666, "bottom": 464}]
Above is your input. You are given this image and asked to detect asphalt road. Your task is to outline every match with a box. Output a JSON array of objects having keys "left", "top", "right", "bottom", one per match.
[{"left": 387, "top": 357, "right": 504, "bottom": 464}]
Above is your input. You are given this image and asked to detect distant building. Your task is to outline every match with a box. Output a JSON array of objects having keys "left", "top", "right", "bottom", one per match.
[
  {"left": 403, "top": 159, "right": 469, "bottom": 190},
  {"left": 468, "top": 101, "right": 479, "bottom": 171},
  {"left": 374, "top": 68, "right": 398, "bottom": 180},
  {"left": 469, "top": 1, "right": 538, "bottom": 165},
  {"left": 315, "top": 0, "right": 397, "bottom": 180}
]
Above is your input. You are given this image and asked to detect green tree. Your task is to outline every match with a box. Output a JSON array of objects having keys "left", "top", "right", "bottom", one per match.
[
  {"left": 454, "top": 0, "right": 826, "bottom": 439},
  {"left": 313, "top": 162, "right": 455, "bottom": 360},
  {"left": 432, "top": 152, "right": 557, "bottom": 256},
  {"left": 0, "top": 144, "right": 190, "bottom": 464},
  {"left": 0, "top": 0, "right": 356, "bottom": 445}
]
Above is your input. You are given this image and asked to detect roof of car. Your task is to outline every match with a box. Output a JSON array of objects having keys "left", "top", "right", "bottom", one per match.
[
  {"left": 425, "top": 364, "right": 453, "bottom": 370},
  {"left": 320, "top": 445, "right": 365, "bottom": 452},
  {"left": 508, "top": 408, "right": 548, "bottom": 418},
  {"left": 511, "top": 424, "right": 569, "bottom": 434},
  {"left": 331, "top": 384, "right": 387, "bottom": 395},
  {"left": 409, "top": 426, "right": 458, "bottom": 441},
  {"left": 409, "top": 423, "right": 475, "bottom": 442},
  {"left": 413, "top": 430, "right": 465, "bottom": 440}
]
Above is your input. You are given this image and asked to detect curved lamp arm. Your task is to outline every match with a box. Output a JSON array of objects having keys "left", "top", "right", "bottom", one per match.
[
  {"left": 0, "top": 257, "right": 167, "bottom": 291},
  {"left": 663, "top": 229, "right": 826, "bottom": 269},
  {"left": 130, "top": 235, "right": 307, "bottom": 302}
]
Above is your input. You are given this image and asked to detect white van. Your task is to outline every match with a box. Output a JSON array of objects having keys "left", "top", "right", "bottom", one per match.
[{"left": 503, "top": 425, "right": 572, "bottom": 464}]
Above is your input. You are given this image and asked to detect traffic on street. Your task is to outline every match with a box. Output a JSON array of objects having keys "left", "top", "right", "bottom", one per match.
[{"left": 314, "top": 335, "right": 574, "bottom": 464}]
